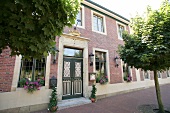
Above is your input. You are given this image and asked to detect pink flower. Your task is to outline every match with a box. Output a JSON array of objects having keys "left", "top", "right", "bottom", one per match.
[
  {"left": 24, "top": 85, "right": 28, "bottom": 89},
  {"left": 30, "top": 82, "right": 33, "bottom": 85},
  {"left": 26, "top": 82, "right": 29, "bottom": 85},
  {"left": 37, "top": 87, "right": 40, "bottom": 90}
]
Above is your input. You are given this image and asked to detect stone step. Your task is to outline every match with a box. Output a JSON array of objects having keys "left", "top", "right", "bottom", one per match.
[{"left": 58, "top": 97, "right": 91, "bottom": 110}]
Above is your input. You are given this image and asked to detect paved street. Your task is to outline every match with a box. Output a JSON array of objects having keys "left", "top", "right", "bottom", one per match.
[{"left": 34, "top": 84, "right": 170, "bottom": 113}]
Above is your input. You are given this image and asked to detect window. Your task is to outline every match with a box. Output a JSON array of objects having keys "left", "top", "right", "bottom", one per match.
[
  {"left": 75, "top": 8, "right": 82, "bottom": 26},
  {"left": 144, "top": 71, "right": 149, "bottom": 79},
  {"left": 18, "top": 58, "right": 46, "bottom": 86},
  {"left": 93, "top": 14, "right": 104, "bottom": 32},
  {"left": 64, "top": 48, "right": 83, "bottom": 57},
  {"left": 166, "top": 69, "right": 170, "bottom": 77},
  {"left": 95, "top": 51, "right": 106, "bottom": 83},
  {"left": 122, "top": 63, "right": 132, "bottom": 82},
  {"left": 118, "top": 24, "right": 125, "bottom": 39},
  {"left": 157, "top": 71, "right": 161, "bottom": 78}
]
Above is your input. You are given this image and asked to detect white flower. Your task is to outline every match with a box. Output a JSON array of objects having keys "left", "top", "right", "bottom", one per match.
[{"left": 47, "top": 108, "right": 49, "bottom": 111}]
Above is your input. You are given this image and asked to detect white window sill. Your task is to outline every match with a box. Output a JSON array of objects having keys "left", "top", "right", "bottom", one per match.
[
  {"left": 77, "top": 25, "right": 85, "bottom": 29},
  {"left": 92, "top": 30, "right": 107, "bottom": 35}
]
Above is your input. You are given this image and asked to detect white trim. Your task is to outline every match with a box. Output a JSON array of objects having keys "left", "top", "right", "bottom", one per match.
[
  {"left": 116, "top": 21, "right": 127, "bottom": 40},
  {"left": 92, "top": 48, "right": 110, "bottom": 82},
  {"left": 82, "top": 1, "right": 129, "bottom": 24},
  {"left": 76, "top": 5, "right": 85, "bottom": 29},
  {"left": 57, "top": 34, "right": 89, "bottom": 100},
  {"left": 91, "top": 10, "right": 107, "bottom": 35}
]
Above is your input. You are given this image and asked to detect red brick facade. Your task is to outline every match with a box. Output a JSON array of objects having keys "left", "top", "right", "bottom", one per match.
[
  {"left": 0, "top": 48, "right": 16, "bottom": 92},
  {"left": 60, "top": 6, "right": 131, "bottom": 84},
  {"left": 1, "top": 1, "right": 169, "bottom": 93}
]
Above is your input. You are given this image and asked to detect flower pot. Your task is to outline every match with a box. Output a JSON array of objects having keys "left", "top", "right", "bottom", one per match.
[
  {"left": 91, "top": 98, "right": 96, "bottom": 103},
  {"left": 50, "top": 106, "right": 58, "bottom": 112}
]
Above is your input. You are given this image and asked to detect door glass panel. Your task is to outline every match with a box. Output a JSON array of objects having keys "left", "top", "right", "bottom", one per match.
[
  {"left": 64, "top": 61, "right": 70, "bottom": 77},
  {"left": 75, "top": 62, "right": 81, "bottom": 77}
]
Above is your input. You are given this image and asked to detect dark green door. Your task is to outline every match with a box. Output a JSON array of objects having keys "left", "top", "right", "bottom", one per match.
[{"left": 62, "top": 57, "right": 83, "bottom": 99}]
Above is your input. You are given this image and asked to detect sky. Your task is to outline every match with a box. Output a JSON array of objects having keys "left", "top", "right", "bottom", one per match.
[{"left": 92, "top": 0, "right": 163, "bottom": 20}]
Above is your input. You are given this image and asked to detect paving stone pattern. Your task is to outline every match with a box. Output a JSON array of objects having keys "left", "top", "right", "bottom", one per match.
[{"left": 33, "top": 84, "right": 170, "bottom": 113}]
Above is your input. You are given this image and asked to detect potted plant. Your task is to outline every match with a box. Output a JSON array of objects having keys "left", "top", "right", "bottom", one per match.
[
  {"left": 90, "top": 84, "right": 97, "bottom": 103},
  {"left": 48, "top": 86, "right": 58, "bottom": 112}
]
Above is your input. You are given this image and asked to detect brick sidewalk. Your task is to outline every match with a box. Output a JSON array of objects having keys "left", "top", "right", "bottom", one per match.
[{"left": 34, "top": 84, "right": 170, "bottom": 113}]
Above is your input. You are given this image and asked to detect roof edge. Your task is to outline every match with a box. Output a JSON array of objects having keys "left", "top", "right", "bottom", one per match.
[{"left": 85, "top": 0, "right": 130, "bottom": 22}]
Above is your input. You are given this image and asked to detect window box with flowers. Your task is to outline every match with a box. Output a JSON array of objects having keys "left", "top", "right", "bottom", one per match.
[
  {"left": 19, "top": 77, "right": 45, "bottom": 93},
  {"left": 123, "top": 64, "right": 132, "bottom": 82}
]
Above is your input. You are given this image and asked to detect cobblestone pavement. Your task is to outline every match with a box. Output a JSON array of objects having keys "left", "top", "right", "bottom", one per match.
[{"left": 33, "top": 84, "right": 170, "bottom": 113}]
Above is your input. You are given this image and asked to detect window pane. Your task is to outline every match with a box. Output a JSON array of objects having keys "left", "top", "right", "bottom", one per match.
[
  {"left": 118, "top": 25, "right": 124, "bottom": 39},
  {"left": 95, "top": 51, "right": 106, "bottom": 83},
  {"left": 93, "top": 15, "right": 98, "bottom": 31},
  {"left": 34, "top": 58, "right": 46, "bottom": 84},
  {"left": 64, "top": 48, "right": 83, "bottom": 57},
  {"left": 166, "top": 69, "right": 170, "bottom": 77},
  {"left": 93, "top": 14, "right": 104, "bottom": 32},
  {"left": 76, "top": 9, "right": 82, "bottom": 26},
  {"left": 157, "top": 71, "right": 161, "bottom": 78},
  {"left": 144, "top": 71, "right": 149, "bottom": 79},
  {"left": 20, "top": 58, "right": 33, "bottom": 81}
]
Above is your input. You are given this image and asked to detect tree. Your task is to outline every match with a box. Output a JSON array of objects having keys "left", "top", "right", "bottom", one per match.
[
  {"left": 0, "top": 0, "right": 81, "bottom": 59},
  {"left": 118, "top": 1, "right": 170, "bottom": 113}
]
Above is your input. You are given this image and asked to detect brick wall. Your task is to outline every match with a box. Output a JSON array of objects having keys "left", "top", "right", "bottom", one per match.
[
  {"left": 0, "top": 48, "right": 16, "bottom": 92},
  {"left": 60, "top": 7, "right": 134, "bottom": 84}
]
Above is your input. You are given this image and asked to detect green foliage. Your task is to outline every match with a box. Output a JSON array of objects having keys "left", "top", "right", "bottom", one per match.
[
  {"left": 19, "top": 78, "right": 27, "bottom": 87},
  {"left": 0, "top": 0, "right": 81, "bottom": 59},
  {"left": 118, "top": 0, "right": 170, "bottom": 71},
  {"left": 118, "top": 1, "right": 170, "bottom": 112},
  {"left": 90, "top": 84, "right": 97, "bottom": 99},
  {"left": 48, "top": 86, "right": 57, "bottom": 112}
]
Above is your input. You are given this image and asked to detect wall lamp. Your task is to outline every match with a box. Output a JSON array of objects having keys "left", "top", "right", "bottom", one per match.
[
  {"left": 53, "top": 47, "right": 59, "bottom": 64},
  {"left": 89, "top": 53, "right": 94, "bottom": 66},
  {"left": 114, "top": 56, "right": 119, "bottom": 67}
]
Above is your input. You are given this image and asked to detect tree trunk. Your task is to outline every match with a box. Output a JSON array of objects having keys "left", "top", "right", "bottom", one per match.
[{"left": 153, "top": 70, "right": 165, "bottom": 113}]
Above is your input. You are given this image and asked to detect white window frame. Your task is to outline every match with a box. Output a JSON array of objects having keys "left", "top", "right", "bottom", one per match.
[
  {"left": 91, "top": 10, "right": 107, "bottom": 35},
  {"left": 75, "top": 5, "right": 85, "bottom": 29},
  {"left": 93, "top": 48, "right": 110, "bottom": 82},
  {"left": 116, "top": 21, "right": 126, "bottom": 40}
]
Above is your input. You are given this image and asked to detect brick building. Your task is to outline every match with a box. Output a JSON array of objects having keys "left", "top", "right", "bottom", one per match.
[{"left": 0, "top": 0, "right": 170, "bottom": 111}]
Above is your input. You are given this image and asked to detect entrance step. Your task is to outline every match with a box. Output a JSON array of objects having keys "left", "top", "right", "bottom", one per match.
[{"left": 58, "top": 97, "right": 91, "bottom": 110}]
